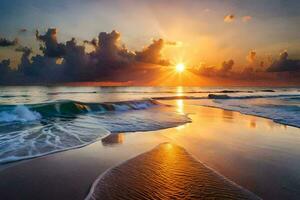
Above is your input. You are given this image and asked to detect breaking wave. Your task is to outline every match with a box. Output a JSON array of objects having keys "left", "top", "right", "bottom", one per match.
[
  {"left": 0, "top": 106, "right": 41, "bottom": 123},
  {"left": 0, "top": 99, "right": 190, "bottom": 164},
  {"left": 0, "top": 99, "right": 160, "bottom": 121}
]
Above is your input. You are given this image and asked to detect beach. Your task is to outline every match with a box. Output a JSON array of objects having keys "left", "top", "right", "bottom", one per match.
[
  {"left": 0, "top": 100, "right": 300, "bottom": 199},
  {"left": 1, "top": 0, "right": 299, "bottom": 198}
]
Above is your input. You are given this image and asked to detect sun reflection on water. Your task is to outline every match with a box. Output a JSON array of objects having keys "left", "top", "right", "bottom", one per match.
[
  {"left": 176, "top": 86, "right": 183, "bottom": 96},
  {"left": 176, "top": 99, "right": 184, "bottom": 114}
]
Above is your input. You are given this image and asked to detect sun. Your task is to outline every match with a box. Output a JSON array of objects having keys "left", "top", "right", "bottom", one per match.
[{"left": 175, "top": 63, "right": 185, "bottom": 73}]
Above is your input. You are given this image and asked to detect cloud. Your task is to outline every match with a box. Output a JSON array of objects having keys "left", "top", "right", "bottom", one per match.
[
  {"left": 19, "top": 29, "right": 27, "bottom": 33},
  {"left": 190, "top": 51, "right": 299, "bottom": 83},
  {"left": 36, "top": 28, "right": 66, "bottom": 57},
  {"left": 15, "top": 46, "right": 32, "bottom": 54},
  {"left": 195, "top": 65, "right": 218, "bottom": 77},
  {"left": 267, "top": 51, "right": 300, "bottom": 72},
  {"left": 0, "top": 38, "right": 18, "bottom": 47},
  {"left": 0, "top": 28, "right": 171, "bottom": 84},
  {"left": 242, "top": 66, "right": 254, "bottom": 74},
  {"left": 192, "top": 59, "right": 234, "bottom": 77},
  {"left": 83, "top": 38, "right": 97, "bottom": 47},
  {"left": 224, "top": 15, "right": 252, "bottom": 23},
  {"left": 2, "top": 27, "right": 299, "bottom": 85},
  {"left": 135, "top": 39, "right": 170, "bottom": 66},
  {"left": 0, "top": 59, "right": 11, "bottom": 74},
  {"left": 62, "top": 37, "right": 91, "bottom": 81},
  {"left": 224, "top": 14, "right": 235, "bottom": 23},
  {"left": 16, "top": 46, "right": 33, "bottom": 75},
  {"left": 242, "top": 16, "right": 252, "bottom": 22},
  {"left": 94, "top": 30, "right": 135, "bottom": 62},
  {"left": 220, "top": 59, "right": 234, "bottom": 74},
  {"left": 165, "top": 41, "right": 179, "bottom": 46},
  {"left": 246, "top": 50, "right": 256, "bottom": 63},
  {"left": 17, "top": 46, "right": 60, "bottom": 80}
]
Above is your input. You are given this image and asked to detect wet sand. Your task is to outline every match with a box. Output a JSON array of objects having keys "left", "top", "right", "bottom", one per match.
[
  {"left": 161, "top": 100, "right": 300, "bottom": 199},
  {"left": 0, "top": 100, "right": 300, "bottom": 199},
  {"left": 86, "top": 143, "right": 259, "bottom": 200},
  {"left": 0, "top": 133, "right": 170, "bottom": 200}
]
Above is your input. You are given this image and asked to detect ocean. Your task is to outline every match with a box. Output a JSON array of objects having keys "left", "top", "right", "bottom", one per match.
[{"left": 0, "top": 86, "right": 299, "bottom": 164}]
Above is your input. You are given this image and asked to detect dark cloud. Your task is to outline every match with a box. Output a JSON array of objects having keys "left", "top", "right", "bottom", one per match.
[
  {"left": 135, "top": 39, "right": 170, "bottom": 66},
  {"left": 0, "top": 38, "right": 18, "bottom": 47},
  {"left": 19, "top": 29, "right": 27, "bottom": 33},
  {"left": 15, "top": 46, "right": 32, "bottom": 54},
  {"left": 267, "top": 51, "right": 300, "bottom": 72},
  {"left": 190, "top": 52, "right": 299, "bottom": 83},
  {"left": 0, "top": 28, "right": 171, "bottom": 84},
  {"left": 195, "top": 65, "right": 218, "bottom": 77},
  {"left": 2, "top": 27, "right": 299, "bottom": 85},
  {"left": 16, "top": 46, "right": 33, "bottom": 75},
  {"left": 83, "top": 38, "right": 98, "bottom": 47},
  {"left": 17, "top": 45, "right": 60, "bottom": 80},
  {"left": 62, "top": 37, "right": 91, "bottom": 81},
  {"left": 221, "top": 59, "right": 234, "bottom": 73},
  {"left": 260, "top": 61, "right": 264, "bottom": 68},
  {"left": 0, "top": 59, "right": 11, "bottom": 74},
  {"left": 94, "top": 30, "right": 135, "bottom": 62},
  {"left": 36, "top": 28, "right": 66, "bottom": 57},
  {"left": 191, "top": 59, "right": 234, "bottom": 77}
]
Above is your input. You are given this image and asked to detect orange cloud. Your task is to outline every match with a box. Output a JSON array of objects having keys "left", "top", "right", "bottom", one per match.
[
  {"left": 224, "top": 14, "right": 235, "bottom": 23},
  {"left": 246, "top": 50, "right": 256, "bottom": 63},
  {"left": 242, "top": 16, "right": 252, "bottom": 22}
]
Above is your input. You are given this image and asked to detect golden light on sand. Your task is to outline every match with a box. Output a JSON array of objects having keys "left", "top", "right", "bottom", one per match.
[{"left": 175, "top": 63, "right": 185, "bottom": 73}]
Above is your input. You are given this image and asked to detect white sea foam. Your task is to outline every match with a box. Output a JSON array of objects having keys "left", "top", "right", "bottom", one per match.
[
  {"left": 0, "top": 123, "right": 111, "bottom": 164},
  {"left": 0, "top": 106, "right": 41, "bottom": 123},
  {"left": 0, "top": 102, "right": 190, "bottom": 164}
]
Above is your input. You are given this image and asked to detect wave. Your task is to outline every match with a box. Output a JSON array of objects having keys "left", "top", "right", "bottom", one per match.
[
  {"left": 0, "top": 122, "right": 111, "bottom": 164},
  {"left": 0, "top": 99, "right": 190, "bottom": 164},
  {"left": 0, "top": 99, "right": 159, "bottom": 122},
  {"left": 0, "top": 106, "right": 41, "bottom": 123}
]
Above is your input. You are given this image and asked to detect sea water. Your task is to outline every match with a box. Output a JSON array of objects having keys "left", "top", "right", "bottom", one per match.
[{"left": 0, "top": 86, "right": 299, "bottom": 163}]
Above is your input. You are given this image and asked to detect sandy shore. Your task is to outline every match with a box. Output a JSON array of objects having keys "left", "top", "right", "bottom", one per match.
[
  {"left": 0, "top": 133, "right": 170, "bottom": 200},
  {"left": 86, "top": 143, "right": 258, "bottom": 200},
  {"left": 0, "top": 100, "right": 300, "bottom": 199}
]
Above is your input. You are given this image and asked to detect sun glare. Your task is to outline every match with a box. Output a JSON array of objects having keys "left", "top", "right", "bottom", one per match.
[{"left": 176, "top": 63, "right": 185, "bottom": 73}]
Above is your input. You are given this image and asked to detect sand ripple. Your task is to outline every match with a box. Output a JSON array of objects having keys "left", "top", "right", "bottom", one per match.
[{"left": 86, "top": 143, "right": 260, "bottom": 200}]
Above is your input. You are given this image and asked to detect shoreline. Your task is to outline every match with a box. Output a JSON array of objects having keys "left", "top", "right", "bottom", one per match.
[
  {"left": 0, "top": 132, "right": 171, "bottom": 200},
  {"left": 0, "top": 102, "right": 300, "bottom": 199}
]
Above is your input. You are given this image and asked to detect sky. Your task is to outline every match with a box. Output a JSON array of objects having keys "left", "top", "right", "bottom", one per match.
[{"left": 0, "top": 0, "right": 299, "bottom": 85}]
